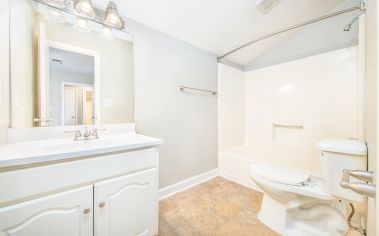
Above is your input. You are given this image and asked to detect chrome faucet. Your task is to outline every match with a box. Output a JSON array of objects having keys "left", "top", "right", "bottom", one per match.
[
  {"left": 65, "top": 127, "right": 107, "bottom": 141},
  {"left": 83, "top": 126, "right": 92, "bottom": 140}
]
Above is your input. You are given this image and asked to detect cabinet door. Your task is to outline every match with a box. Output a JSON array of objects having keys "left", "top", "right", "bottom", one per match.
[
  {"left": 94, "top": 168, "right": 158, "bottom": 236},
  {"left": 0, "top": 186, "right": 93, "bottom": 236}
]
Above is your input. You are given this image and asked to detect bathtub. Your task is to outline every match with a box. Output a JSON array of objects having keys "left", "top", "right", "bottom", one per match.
[
  {"left": 219, "top": 145, "right": 321, "bottom": 191},
  {"left": 219, "top": 146, "right": 269, "bottom": 191}
]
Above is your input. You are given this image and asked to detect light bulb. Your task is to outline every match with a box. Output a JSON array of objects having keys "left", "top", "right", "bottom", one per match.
[
  {"left": 99, "top": 26, "right": 114, "bottom": 40},
  {"left": 44, "top": 7, "right": 65, "bottom": 23},
  {"left": 73, "top": 17, "right": 91, "bottom": 32},
  {"left": 75, "top": 0, "right": 95, "bottom": 19},
  {"left": 104, "top": 1, "right": 124, "bottom": 29}
]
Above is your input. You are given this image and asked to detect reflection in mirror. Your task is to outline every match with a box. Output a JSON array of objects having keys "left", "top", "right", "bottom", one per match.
[
  {"left": 10, "top": 0, "right": 134, "bottom": 128},
  {"left": 49, "top": 47, "right": 95, "bottom": 126}
]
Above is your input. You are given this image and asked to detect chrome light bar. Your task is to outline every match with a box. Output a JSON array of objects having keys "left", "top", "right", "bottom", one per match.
[{"left": 33, "top": 0, "right": 125, "bottom": 30}]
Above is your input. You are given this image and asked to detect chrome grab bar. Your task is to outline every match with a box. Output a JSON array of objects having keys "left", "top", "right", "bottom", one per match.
[
  {"left": 272, "top": 123, "right": 303, "bottom": 129},
  {"left": 340, "top": 169, "right": 376, "bottom": 198},
  {"left": 348, "top": 170, "right": 375, "bottom": 182},
  {"left": 179, "top": 86, "right": 217, "bottom": 95}
]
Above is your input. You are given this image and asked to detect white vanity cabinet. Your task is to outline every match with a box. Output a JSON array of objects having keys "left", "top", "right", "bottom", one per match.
[
  {"left": 94, "top": 168, "right": 158, "bottom": 236},
  {"left": 0, "top": 145, "right": 160, "bottom": 236},
  {"left": 0, "top": 186, "right": 93, "bottom": 236}
]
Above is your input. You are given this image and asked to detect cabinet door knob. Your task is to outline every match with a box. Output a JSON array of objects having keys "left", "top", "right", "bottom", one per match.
[
  {"left": 99, "top": 202, "right": 106, "bottom": 208},
  {"left": 83, "top": 208, "right": 91, "bottom": 214}
]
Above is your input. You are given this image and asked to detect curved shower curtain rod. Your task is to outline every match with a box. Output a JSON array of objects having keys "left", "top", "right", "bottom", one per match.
[{"left": 217, "top": 1, "right": 366, "bottom": 61}]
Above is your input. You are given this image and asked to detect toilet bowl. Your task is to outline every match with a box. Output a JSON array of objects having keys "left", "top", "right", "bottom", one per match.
[
  {"left": 251, "top": 164, "right": 347, "bottom": 236},
  {"left": 251, "top": 164, "right": 333, "bottom": 203},
  {"left": 250, "top": 139, "right": 367, "bottom": 236}
]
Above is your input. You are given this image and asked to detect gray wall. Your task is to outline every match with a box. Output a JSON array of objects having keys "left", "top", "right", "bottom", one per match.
[{"left": 126, "top": 19, "right": 219, "bottom": 188}]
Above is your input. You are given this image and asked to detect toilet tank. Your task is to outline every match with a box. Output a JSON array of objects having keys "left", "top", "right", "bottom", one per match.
[{"left": 318, "top": 139, "right": 367, "bottom": 202}]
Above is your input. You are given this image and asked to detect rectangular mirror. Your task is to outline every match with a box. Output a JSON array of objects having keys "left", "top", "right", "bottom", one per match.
[{"left": 10, "top": 0, "right": 134, "bottom": 127}]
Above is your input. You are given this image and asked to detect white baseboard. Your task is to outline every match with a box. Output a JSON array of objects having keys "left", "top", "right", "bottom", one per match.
[
  {"left": 159, "top": 169, "right": 219, "bottom": 201},
  {"left": 219, "top": 171, "right": 262, "bottom": 193}
]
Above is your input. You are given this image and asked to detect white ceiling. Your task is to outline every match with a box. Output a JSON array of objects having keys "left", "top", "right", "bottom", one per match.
[
  {"left": 245, "top": 0, "right": 360, "bottom": 70},
  {"left": 93, "top": 0, "right": 353, "bottom": 66}
]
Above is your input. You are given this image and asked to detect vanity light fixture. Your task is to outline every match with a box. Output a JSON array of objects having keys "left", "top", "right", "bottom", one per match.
[
  {"left": 73, "top": 16, "right": 91, "bottom": 32},
  {"left": 34, "top": 0, "right": 126, "bottom": 31},
  {"left": 104, "top": 1, "right": 124, "bottom": 29},
  {"left": 44, "top": 6, "right": 65, "bottom": 23},
  {"left": 74, "top": 0, "right": 96, "bottom": 19},
  {"left": 100, "top": 26, "right": 114, "bottom": 40}
]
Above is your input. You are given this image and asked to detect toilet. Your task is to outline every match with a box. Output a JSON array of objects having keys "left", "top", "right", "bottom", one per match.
[{"left": 250, "top": 139, "right": 367, "bottom": 236}]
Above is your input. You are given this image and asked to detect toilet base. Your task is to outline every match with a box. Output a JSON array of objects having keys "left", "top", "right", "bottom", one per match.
[
  {"left": 258, "top": 194, "right": 348, "bottom": 236},
  {"left": 258, "top": 195, "right": 287, "bottom": 234}
]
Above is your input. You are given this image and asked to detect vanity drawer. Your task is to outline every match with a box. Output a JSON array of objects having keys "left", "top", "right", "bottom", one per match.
[{"left": 0, "top": 148, "right": 159, "bottom": 206}]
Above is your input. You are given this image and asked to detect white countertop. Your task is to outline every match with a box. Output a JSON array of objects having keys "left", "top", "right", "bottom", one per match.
[{"left": 0, "top": 133, "right": 163, "bottom": 169}]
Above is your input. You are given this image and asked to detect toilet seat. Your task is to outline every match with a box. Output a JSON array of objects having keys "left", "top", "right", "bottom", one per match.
[
  {"left": 251, "top": 163, "right": 333, "bottom": 200},
  {"left": 253, "top": 164, "right": 310, "bottom": 186}
]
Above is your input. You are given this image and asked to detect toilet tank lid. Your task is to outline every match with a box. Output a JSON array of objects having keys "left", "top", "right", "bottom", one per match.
[{"left": 317, "top": 139, "right": 367, "bottom": 156}]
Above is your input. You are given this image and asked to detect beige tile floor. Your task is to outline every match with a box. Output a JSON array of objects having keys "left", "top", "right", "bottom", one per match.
[{"left": 158, "top": 177, "right": 280, "bottom": 236}]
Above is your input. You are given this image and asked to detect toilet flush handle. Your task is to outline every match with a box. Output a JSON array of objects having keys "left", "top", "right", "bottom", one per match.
[{"left": 340, "top": 169, "right": 376, "bottom": 198}]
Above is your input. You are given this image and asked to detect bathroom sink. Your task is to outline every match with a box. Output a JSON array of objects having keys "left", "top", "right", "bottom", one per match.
[
  {"left": 44, "top": 138, "right": 122, "bottom": 152},
  {"left": 0, "top": 132, "right": 163, "bottom": 169}
]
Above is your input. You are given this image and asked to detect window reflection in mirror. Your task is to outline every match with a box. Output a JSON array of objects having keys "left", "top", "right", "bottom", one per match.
[{"left": 10, "top": 0, "right": 134, "bottom": 127}]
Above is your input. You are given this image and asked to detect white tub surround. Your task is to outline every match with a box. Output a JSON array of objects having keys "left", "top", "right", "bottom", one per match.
[
  {"left": 218, "top": 47, "right": 362, "bottom": 186},
  {"left": 218, "top": 47, "right": 367, "bottom": 234},
  {"left": 0, "top": 123, "right": 163, "bottom": 236}
]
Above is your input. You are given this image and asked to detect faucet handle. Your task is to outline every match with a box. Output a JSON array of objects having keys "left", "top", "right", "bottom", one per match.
[
  {"left": 64, "top": 130, "right": 82, "bottom": 141},
  {"left": 92, "top": 128, "right": 107, "bottom": 139}
]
